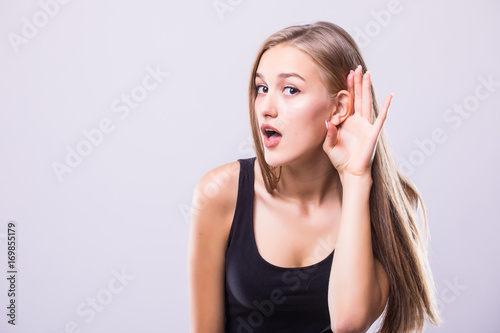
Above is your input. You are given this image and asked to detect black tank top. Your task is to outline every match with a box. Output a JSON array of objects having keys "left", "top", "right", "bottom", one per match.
[{"left": 225, "top": 157, "right": 334, "bottom": 333}]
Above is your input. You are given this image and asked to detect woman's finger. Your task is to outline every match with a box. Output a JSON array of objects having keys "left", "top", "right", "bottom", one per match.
[
  {"left": 354, "top": 65, "right": 363, "bottom": 116},
  {"left": 362, "top": 71, "right": 372, "bottom": 122},
  {"left": 374, "top": 93, "right": 393, "bottom": 133},
  {"left": 323, "top": 120, "right": 339, "bottom": 152},
  {"left": 347, "top": 70, "right": 354, "bottom": 98}
]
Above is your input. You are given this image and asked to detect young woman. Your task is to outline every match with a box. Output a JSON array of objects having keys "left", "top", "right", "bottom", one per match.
[{"left": 188, "top": 21, "right": 442, "bottom": 333}]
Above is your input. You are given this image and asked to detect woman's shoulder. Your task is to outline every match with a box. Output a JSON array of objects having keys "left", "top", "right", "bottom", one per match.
[{"left": 191, "top": 160, "right": 243, "bottom": 231}]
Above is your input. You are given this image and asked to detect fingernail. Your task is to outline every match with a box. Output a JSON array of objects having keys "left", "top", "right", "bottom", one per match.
[
  {"left": 357, "top": 64, "right": 362, "bottom": 70},
  {"left": 349, "top": 70, "right": 354, "bottom": 74},
  {"left": 325, "top": 120, "right": 329, "bottom": 130}
]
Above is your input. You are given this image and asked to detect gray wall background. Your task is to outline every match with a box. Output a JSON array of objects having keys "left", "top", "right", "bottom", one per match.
[{"left": 1, "top": 0, "right": 499, "bottom": 332}]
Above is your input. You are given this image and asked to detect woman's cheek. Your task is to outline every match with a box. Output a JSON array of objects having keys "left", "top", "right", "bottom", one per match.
[{"left": 285, "top": 99, "right": 314, "bottom": 121}]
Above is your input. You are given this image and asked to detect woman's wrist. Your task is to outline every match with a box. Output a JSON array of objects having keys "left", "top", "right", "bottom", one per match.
[{"left": 339, "top": 171, "right": 373, "bottom": 190}]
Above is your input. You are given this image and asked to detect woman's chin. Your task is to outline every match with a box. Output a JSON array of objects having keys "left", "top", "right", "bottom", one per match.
[
  {"left": 262, "top": 153, "right": 278, "bottom": 168},
  {"left": 263, "top": 152, "right": 289, "bottom": 168}
]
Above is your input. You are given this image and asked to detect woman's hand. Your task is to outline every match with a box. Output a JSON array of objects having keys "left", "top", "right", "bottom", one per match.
[{"left": 323, "top": 65, "right": 393, "bottom": 181}]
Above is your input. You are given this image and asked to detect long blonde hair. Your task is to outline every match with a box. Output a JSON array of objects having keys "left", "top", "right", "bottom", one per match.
[{"left": 247, "top": 21, "right": 442, "bottom": 333}]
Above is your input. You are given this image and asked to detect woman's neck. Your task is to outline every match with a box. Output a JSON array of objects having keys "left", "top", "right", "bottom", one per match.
[{"left": 274, "top": 150, "right": 341, "bottom": 210}]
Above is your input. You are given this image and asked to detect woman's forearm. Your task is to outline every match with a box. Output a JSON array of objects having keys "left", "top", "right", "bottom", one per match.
[{"left": 328, "top": 173, "right": 382, "bottom": 333}]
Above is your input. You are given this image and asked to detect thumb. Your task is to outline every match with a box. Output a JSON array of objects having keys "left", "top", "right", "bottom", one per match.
[{"left": 323, "top": 120, "right": 339, "bottom": 152}]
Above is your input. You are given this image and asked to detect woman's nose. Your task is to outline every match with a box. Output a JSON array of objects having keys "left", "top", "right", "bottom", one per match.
[{"left": 257, "top": 91, "right": 279, "bottom": 118}]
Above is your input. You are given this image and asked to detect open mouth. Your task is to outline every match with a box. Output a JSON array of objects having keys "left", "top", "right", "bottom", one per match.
[
  {"left": 264, "top": 129, "right": 282, "bottom": 139},
  {"left": 260, "top": 124, "right": 282, "bottom": 147},
  {"left": 261, "top": 124, "right": 282, "bottom": 139}
]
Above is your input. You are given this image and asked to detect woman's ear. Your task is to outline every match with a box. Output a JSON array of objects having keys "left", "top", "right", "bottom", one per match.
[{"left": 329, "top": 90, "right": 353, "bottom": 126}]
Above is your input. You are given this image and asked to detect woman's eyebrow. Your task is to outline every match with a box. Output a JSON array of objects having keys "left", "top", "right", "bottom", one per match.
[{"left": 256, "top": 72, "right": 306, "bottom": 82}]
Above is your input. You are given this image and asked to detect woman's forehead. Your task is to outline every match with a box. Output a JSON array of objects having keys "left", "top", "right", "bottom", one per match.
[{"left": 256, "top": 44, "right": 321, "bottom": 82}]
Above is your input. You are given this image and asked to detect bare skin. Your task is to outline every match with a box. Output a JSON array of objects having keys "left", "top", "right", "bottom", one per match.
[
  {"left": 253, "top": 159, "right": 342, "bottom": 269},
  {"left": 188, "top": 43, "right": 392, "bottom": 333}
]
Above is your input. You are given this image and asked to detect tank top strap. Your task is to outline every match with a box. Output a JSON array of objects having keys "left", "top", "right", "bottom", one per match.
[{"left": 226, "top": 156, "right": 256, "bottom": 251}]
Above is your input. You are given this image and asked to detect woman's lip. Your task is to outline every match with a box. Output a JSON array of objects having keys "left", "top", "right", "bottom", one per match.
[
  {"left": 260, "top": 123, "right": 282, "bottom": 148},
  {"left": 262, "top": 132, "right": 282, "bottom": 148},
  {"left": 260, "top": 123, "right": 282, "bottom": 135}
]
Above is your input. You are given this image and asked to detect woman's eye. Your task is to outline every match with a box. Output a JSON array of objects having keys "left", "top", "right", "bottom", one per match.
[
  {"left": 256, "top": 85, "right": 268, "bottom": 94},
  {"left": 283, "top": 86, "right": 300, "bottom": 95}
]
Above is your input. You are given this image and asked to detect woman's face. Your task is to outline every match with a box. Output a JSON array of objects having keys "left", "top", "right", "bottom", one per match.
[{"left": 255, "top": 43, "right": 335, "bottom": 167}]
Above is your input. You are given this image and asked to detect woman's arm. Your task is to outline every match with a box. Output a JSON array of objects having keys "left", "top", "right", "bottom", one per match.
[
  {"left": 323, "top": 66, "right": 392, "bottom": 333},
  {"left": 328, "top": 174, "right": 389, "bottom": 333},
  {"left": 187, "top": 162, "right": 240, "bottom": 333}
]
